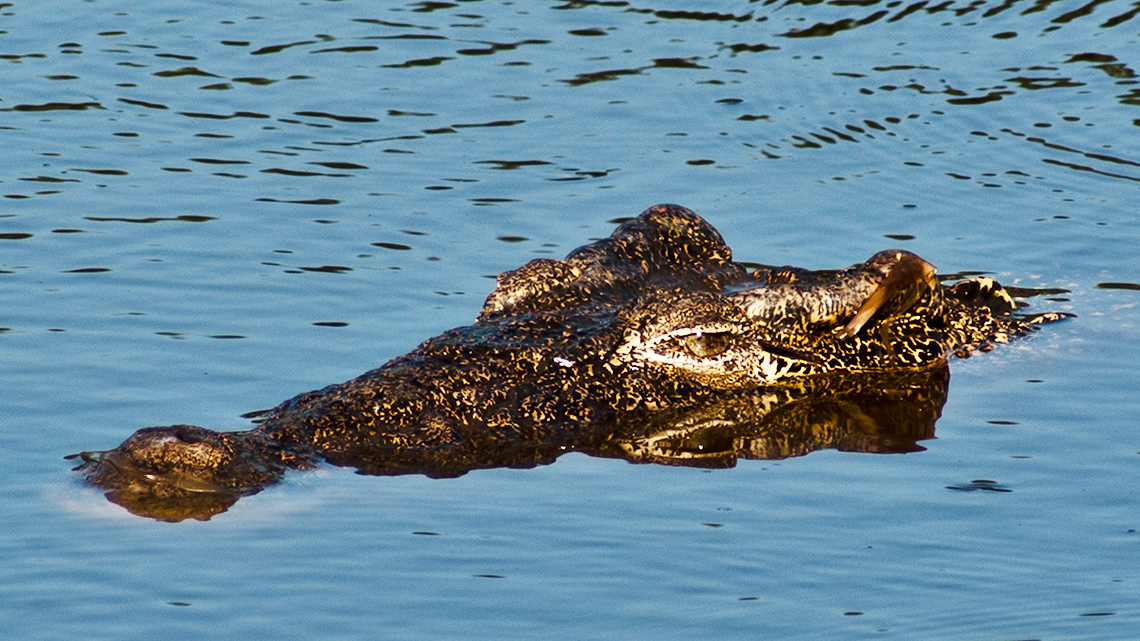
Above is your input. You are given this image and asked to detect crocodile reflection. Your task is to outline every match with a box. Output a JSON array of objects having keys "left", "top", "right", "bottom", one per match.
[
  {"left": 70, "top": 204, "right": 1062, "bottom": 522},
  {"left": 605, "top": 368, "right": 947, "bottom": 468}
]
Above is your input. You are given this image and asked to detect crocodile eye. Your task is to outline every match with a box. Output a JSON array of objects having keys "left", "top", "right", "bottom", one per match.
[{"left": 680, "top": 331, "right": 732, "bottom": 358}]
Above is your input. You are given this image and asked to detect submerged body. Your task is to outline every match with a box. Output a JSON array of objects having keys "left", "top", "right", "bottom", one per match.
[{"left": 72, "top": 205, "right": 1063, "bottom": 521}]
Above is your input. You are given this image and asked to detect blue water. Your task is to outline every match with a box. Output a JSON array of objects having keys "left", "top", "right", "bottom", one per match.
[{"left": 2, "top": 1, "right": 1139, "bottom": 639}]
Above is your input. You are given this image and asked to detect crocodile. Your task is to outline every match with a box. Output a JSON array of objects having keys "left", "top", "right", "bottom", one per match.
[{"left": 70, "top": 204, "right": 1064, "bottom": 521}]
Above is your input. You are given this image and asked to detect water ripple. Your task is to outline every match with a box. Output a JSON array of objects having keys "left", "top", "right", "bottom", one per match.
[{"left": 2, "top": 3, "right": 1139, "bottom": 636}]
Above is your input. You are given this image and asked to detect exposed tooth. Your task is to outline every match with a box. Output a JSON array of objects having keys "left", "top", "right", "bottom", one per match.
[{"left": 841, "top": 254, "right": 936, "bottom": 339}]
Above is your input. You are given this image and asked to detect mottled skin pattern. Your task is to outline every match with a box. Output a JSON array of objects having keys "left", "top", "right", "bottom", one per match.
[{"left": 71, "top": 205, "right": 1063, "bottom": 521}]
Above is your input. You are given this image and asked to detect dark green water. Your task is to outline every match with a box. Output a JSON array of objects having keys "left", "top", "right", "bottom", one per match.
[{"left": 2, "top": 1, "right": 1138, "bottom": 639}]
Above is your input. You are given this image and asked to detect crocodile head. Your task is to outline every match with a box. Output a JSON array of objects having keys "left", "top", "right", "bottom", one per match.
[
  {"left": 71, "top": 204, "right": 1064, "bottom": 521},
  {"left": 471, "top": 206, "right": 1035, "bottom": 395},
  {"left": 470, "top": 205, "right": 1002, "bottom": 394}
]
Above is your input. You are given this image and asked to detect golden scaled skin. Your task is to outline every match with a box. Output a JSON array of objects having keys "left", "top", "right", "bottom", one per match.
[{"left": 71, "top": 204, "right": 1064, "bottom": 521}]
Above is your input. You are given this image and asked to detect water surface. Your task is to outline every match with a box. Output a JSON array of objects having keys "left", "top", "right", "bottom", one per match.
[{"left": 2, "top": 1, "right": 1138, "bottom": 639}]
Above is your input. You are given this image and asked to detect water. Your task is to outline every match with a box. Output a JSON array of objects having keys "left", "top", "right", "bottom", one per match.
[{"left": 2, "top": 0, "right": 1138, "bottom": 638}]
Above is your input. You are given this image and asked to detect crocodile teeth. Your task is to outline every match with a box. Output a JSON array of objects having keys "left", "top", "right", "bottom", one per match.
[{"left": 840, "top": 254, "right": 936, "bottom": 339}]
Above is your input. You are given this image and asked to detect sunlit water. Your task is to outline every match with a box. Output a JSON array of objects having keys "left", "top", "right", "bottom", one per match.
[{"left": 2, "top": 1, "right": 1138, "bottom": 639}]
